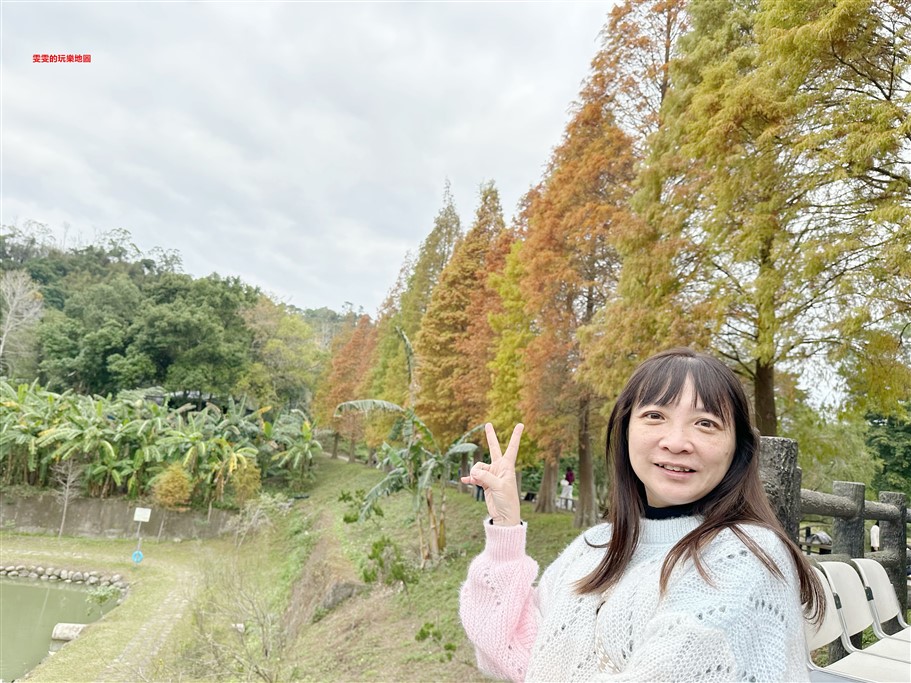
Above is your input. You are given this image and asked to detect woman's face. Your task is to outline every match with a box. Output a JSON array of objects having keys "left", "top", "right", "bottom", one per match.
[{"left": 627, "top": 378, "right": 736, "bottom": 508}]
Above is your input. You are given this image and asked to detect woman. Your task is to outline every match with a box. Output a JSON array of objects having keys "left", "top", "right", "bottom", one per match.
[{"left": 459, "top": 348, "right": 825, "bottom": 682}]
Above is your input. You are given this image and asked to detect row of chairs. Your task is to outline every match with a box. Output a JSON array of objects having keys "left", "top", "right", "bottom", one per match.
[{"left": 806, "top": 558, "right": 910, "bottom": 682}]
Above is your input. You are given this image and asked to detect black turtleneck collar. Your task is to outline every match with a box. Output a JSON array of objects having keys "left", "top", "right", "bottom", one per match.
[{"left": 644, "top": 501, "right": 698, "bottom": 519}]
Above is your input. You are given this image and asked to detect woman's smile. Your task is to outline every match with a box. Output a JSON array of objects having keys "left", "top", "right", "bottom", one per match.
[{"left": 655, "top": 462, "right": 695, "bottom": 473}]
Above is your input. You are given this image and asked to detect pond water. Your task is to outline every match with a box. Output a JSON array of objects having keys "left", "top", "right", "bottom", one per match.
[{"left": 0, "top": 579, "right": 116, "bottom": 682}]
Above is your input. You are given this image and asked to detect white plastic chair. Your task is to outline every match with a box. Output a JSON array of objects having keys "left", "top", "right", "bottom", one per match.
[
  {"left": 818, "top": 561, "right": 911, "bottom": 663},
  {"left": 805, "top": 568, "right": 911, "bottom": 682},
  {"left": 851, "top": 558, "right": 911, "bottom": 643}
]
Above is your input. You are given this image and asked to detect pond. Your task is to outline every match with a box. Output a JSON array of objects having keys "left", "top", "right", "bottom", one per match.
[{"left": 0, "top": 579, "right": 117, "bottom": 682}]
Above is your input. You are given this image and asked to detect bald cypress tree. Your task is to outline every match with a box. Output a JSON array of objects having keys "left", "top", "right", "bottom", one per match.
[
  {"left": 628, "top": 0, "right": 910, "bottom": 434},
  {"left": 578, "top": 0, "right": 698, "bottom": 405},
  {"left": 367, "top": 183, "right": 461, "bottom": 413},
  {"left": 415, "top": 181, "right": 507, "bottom": 446},
  {"left": 312, "top": 314, "right": 377, "bottom": 460},
  {"left": 488, "top": 193, "right": 541, "bottom": 479},
  {"left": 513, "top": 2, "right": 665, "bottom": 523}
]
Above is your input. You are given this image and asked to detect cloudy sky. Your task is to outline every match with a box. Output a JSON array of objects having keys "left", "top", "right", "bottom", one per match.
[{"left": 2, "top": 1, "right": 615, "bottom": 315}]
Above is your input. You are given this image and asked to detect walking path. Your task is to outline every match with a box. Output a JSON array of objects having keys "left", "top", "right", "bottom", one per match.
[{"left": 95, "top": 569, "right": 194, "bottom": 682}]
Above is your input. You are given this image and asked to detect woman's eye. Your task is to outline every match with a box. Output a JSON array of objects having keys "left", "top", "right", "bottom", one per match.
[
  {"left": 697, "top": 419, "right": 719, "bottom": 429},
  {"left": 644, "top": 411, "right": 663, "bottom": 420}
]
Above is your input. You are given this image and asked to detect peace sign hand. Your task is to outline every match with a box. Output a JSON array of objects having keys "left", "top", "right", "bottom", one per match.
[{"left": 460, "top": 423, "right": 523, "bottom": 526}]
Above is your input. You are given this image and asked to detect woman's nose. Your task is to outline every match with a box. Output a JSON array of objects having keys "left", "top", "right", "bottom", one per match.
[{"left": 658, "top": 424, "right": 694, "bottom": 452}]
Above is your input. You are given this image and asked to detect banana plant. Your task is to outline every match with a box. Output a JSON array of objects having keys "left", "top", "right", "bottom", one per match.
[
  {"left": 0, "top": 380, "right": 77, "bottom": 486},
  {"left": 160, "top": 410, "right": 211, "bottom": 477},
  {"left": 270, "top": 410, "right": 323, "bottom": 485},
  {"left": 114, "top": 400, "right": 172, "bottom": 497},
  {"left": 85, "top": 448, "right": 134, "bottom": 497},
  {"left": 335, "top": 398, "right": 481, "bottom": 563},
  {"left": 36, "top": 395, "right": 119, "bottom": 492},
  {"left": 202, "top": 436, "right": 257, "bottom": 503}
]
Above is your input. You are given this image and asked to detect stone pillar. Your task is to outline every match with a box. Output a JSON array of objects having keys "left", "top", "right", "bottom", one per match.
[
  {"left": 758, "top": 437, "right": 801, "bottom": 540},
  {"left": 832, "top": 481, "right": 864, "bottom": 558},
  {"left": 878, "top": 491, "right": 907, "bottom": 616}
]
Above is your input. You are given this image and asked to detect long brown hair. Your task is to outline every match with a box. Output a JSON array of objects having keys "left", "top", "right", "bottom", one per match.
[{"left": 576, "top": 348, "right": 824, "bottom": 622}]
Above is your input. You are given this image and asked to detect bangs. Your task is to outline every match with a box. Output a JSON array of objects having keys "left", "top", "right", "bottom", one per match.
[{"left": 631, "top": 354, "right": 735, "bottom": 426}]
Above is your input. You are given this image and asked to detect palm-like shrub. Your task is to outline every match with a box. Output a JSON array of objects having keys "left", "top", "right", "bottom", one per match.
[
  {"left": 335, "top": 399, "right": 480, "bottom": 564},
  {"left": 269, "top": 409, "right": 322, "bottom": 487}
]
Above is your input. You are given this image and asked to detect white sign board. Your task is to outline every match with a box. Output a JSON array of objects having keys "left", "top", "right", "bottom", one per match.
[{"left": 133, "top": 507, "right": 152, "bottom": 523}]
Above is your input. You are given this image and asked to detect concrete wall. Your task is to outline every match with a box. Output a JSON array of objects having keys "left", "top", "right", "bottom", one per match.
[{"left": 0, "top": 492, "right": 235, "bottom": 540}]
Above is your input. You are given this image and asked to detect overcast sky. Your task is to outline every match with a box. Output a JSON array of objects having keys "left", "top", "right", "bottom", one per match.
[{"left": 2, "top": 1, "right": 615, "bottom": 315}]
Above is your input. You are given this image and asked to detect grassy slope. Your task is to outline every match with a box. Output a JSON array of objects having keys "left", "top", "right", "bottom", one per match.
[{"left": 287, "top": 455, "right": 580, "bottom": 682}]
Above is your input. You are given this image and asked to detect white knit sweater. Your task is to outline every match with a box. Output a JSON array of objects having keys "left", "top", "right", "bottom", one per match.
[{"left": 459, "top": 516, "right": 810, "bottom": 682}]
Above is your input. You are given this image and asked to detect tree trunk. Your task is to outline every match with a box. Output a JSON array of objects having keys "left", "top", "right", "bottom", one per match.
[
  {"left": 425, "top": 489, "right": 440, "bottom": 561},
  {"left": 331, "top": 432, "right": 339, "bottom": 459},
  {"left": 438, "top": 479, "right": 446, "bottom": 553},
  {"left": 417, "top": 515, "right": 428, "bottom": 568},
  {"left": 58, "top": 494, "right": 69, "bottom": 539},
  {"left": 755, "top": 359, "right": 777, "bottom": 436},
  {"left": 157, "top": 510, "right": 167, "bottom": 543},
  {"left": 574, "top": 394, "right": 598, "bottom": 528},
  {"left": 534, "top": 457, "right": 559, "bottom": 513},
  {"left": 459, "top": 452, "right": 470, "bottom": 494}
]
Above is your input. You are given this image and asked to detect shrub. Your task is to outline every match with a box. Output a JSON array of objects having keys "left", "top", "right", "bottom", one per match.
[
  {"left": 152, "top": 463, "right": 192, "bottom": 511},
  {"left": 231, "top": 461, "right": 262, "bottom": 508},
  {"left": 361, "top": 535, "right": 416, "bottom": 588}
]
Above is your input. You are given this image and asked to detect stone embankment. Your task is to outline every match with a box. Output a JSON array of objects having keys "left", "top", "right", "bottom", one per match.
[{"left": 1, "top": 564, "right": 128, "bottom": 595}]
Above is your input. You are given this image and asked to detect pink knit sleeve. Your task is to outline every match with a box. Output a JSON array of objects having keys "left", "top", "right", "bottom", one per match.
[{"left": 459, "top": 521, "right": 541, "bottom": 682}]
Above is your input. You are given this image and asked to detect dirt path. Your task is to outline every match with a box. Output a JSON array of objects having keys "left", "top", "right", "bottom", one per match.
[{"left": 94, "top": 569, "right": 194, "bottom": 682}]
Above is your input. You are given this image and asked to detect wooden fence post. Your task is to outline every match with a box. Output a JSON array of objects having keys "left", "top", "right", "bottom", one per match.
[
  {"left": 758, "top": 437, "right": 801, "bottom": 540},
  {"left": 832, "top": 481, "right": 865, "bottom": 558},
  {"left": 877, "top": 491, "right": 908, "bottom": 617},
  {"left": 826, "top": 481, "right": 866, "bottom": 659}
]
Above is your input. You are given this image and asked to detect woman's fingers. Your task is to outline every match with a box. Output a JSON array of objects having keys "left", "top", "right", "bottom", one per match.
[
  {"left": 485, "top": 423, "right": 502, "bottom": 462},
  {"left": 465, "top": 462, "right": 494, "bottom": 488},
  {"left": 465, "top": 424, "right": 522, "bottom": 485},
  {"left": 504, "top": 423, "right": 524, "bottom": 464}
]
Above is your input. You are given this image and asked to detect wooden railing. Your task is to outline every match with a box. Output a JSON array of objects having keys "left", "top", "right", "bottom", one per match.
[
  {"left": 760, "top": 438, "right": 907, "bottom": 607},
  {"left": 759, "top": 437, "right": 908, "bottom": 645}
]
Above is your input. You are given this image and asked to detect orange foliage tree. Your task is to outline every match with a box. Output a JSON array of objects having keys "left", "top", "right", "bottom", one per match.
[
  {"left": 312, "top": 314, "right": 378, "bottom": 460},
  {"left": 364, "top": 183, "right": 461, "bottom": 445},
  {"left": 517, "top": 103, "right": 638, "bottom": 525},
  {"left": 578, "top": 0, "right": 698, "bottom": 407},
  {"left": 515, "top": 0, "right": 689, "bottom": 525},
  {"left": 416, "top": 181, "right": 509, "bottom": 449}
]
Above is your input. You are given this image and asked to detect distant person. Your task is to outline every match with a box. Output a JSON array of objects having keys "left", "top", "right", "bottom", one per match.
[
  {"left": 559, "top": 477, "right": 573, "bottom": 511},
  {"left": 870, "top": 521, "right": 880, "bottom": 552},
  {"left": 564, "top": 467, "right": 574, "bottom": 486},
  {"left": 459, "top": 348, "right": 826, "bottom": 681},
  {"left": 475, "top": 484, "right": 485, "bottom": 503}
]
